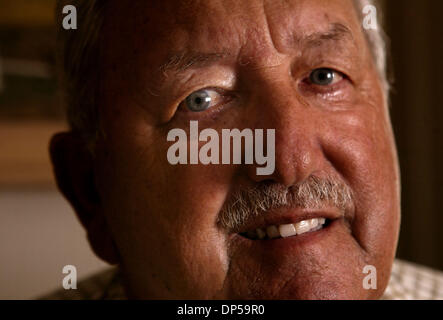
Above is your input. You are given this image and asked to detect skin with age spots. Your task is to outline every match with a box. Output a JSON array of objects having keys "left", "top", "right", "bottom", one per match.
[{"left": 51, "top": 0, "right": 400, "bottom": 299}]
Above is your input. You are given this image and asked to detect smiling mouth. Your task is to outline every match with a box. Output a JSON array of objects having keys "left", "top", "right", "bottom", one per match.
[{"left": 239, "top": 218, "right": 331, "bottom": 240}]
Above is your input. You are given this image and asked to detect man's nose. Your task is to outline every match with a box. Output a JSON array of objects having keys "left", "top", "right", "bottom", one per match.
[{"left": 246, "top": 76, "right": 325, "bottom": 187}]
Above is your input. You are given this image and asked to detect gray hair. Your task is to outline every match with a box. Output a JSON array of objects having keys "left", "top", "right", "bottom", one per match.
[
  {"left": 353, "top": 0, "right": 390, "bottom": 93},
  {"left": 55, "top": 0, "right": 389, "bottom": 149},
  {"left": 218, "top": 175, "right": 354, "bottom": 232}
]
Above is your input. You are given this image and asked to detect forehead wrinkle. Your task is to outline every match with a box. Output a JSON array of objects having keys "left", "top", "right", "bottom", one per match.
[
  {"left": 280, "top": 22, "right": 357, "bottom": 56},
  {"left": 157, "top": 22, "right": 356, "bottom": 78},
  {"left": 135, "top": 2, "right": 358, "bottom": 95}
]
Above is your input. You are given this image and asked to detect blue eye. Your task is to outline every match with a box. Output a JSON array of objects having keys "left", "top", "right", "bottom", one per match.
[
  {"left": 185, "top": 89, "right": 213, "bottom": 112},
  {"left": 309, "top": 68, "right": 340, "bottom": 86}
]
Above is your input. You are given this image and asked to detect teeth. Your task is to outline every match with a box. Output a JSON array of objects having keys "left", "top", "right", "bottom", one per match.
[
  {"left": 310, "top": 218, "right": 318, "bottom": 229},
  {"left": 311, "top": 224, "right": 323, "bottom": 232},
  {"left": 294, "top": 220, "right": 311, "bottom": 235},
  {"left": 256, "top": 228, "right": 266, "bottom": 239},
  {"left": 279, "top": 224, "right": 297, "bottom": 238},
  {"left": 266, "top": 225, "right": 280, "bottom": 239},
  {"left": 245, "top": 218, "right": 328, "bottom": 240}
]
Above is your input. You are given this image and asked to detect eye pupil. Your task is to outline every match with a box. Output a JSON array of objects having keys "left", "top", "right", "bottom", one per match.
[
  {"left": 310, "top": 68, "right": 335, "bottom": 85},
  {"left": 186, "top": 90, "right": 212, "bottom": 112}
]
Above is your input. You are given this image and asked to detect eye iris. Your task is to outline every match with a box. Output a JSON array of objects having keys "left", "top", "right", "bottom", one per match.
[
  {"left": 310, "top": 68, "right": 334, "bottom": 85},
  {"left": 186, "top": 90, "right": 212, "bottom": 112}
]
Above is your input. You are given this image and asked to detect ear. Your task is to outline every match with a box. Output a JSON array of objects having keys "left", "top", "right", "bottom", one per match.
[{"left": 49, "top": 132, "right": 119, "bottom": 264}]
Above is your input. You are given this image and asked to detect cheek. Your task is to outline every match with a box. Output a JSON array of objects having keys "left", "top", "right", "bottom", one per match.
[
  {"left": 96, "top": 116, "right": 236, "bottom": 297},
  {"left": 321, "top": 106, "right": 400, "bottom": 269}
]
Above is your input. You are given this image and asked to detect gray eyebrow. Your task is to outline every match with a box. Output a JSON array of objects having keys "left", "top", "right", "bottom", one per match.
[
  {"left": 300, "top": 23, "right": 354, "bottom": 48},
  {"left": 159, "top": 51, "right": 231, "bottom": 76}
]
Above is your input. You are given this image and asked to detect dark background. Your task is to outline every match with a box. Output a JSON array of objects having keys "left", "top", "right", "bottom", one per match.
[{"left": 385, "top": 0, "right": 443, "bottom": 270}]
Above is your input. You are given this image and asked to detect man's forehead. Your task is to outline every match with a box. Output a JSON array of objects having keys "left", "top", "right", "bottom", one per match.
[
  {"left": 104, "top": 0, "right": 360, "bottom": 56},
  {"left": 101, "top": 0, "right": 363, "bottom": 104}
]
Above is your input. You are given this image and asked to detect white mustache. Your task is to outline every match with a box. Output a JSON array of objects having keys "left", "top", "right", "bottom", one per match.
[{"left": 218, "top": 175, "right": 354, "bottom": 231}]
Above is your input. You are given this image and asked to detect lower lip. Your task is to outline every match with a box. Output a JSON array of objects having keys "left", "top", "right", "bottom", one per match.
[{"left": 233, "top": 218, "right": 344, "bottom": 252}]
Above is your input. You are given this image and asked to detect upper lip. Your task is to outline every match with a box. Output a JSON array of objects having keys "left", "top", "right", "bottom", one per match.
[{"left": 232, "top": 206, "right": 344, "bottom": 234}]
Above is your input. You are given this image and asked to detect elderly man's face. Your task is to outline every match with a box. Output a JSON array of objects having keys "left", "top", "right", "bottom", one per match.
[{"left": 59, "top": 0, "right": 400, "bottom": 299}]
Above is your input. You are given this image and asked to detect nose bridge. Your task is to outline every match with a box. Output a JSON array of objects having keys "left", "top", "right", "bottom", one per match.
[{"left": 249, "top": 69, "right": 322, "bottom": 186}]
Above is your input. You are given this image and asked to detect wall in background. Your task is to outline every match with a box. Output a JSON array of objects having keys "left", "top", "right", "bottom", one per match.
[
  {"left": 0, "top": 0, "right": 107, "bottom": 299},
  {"left": 386, "top": 0, "right": 443, "bottom": 269}
]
